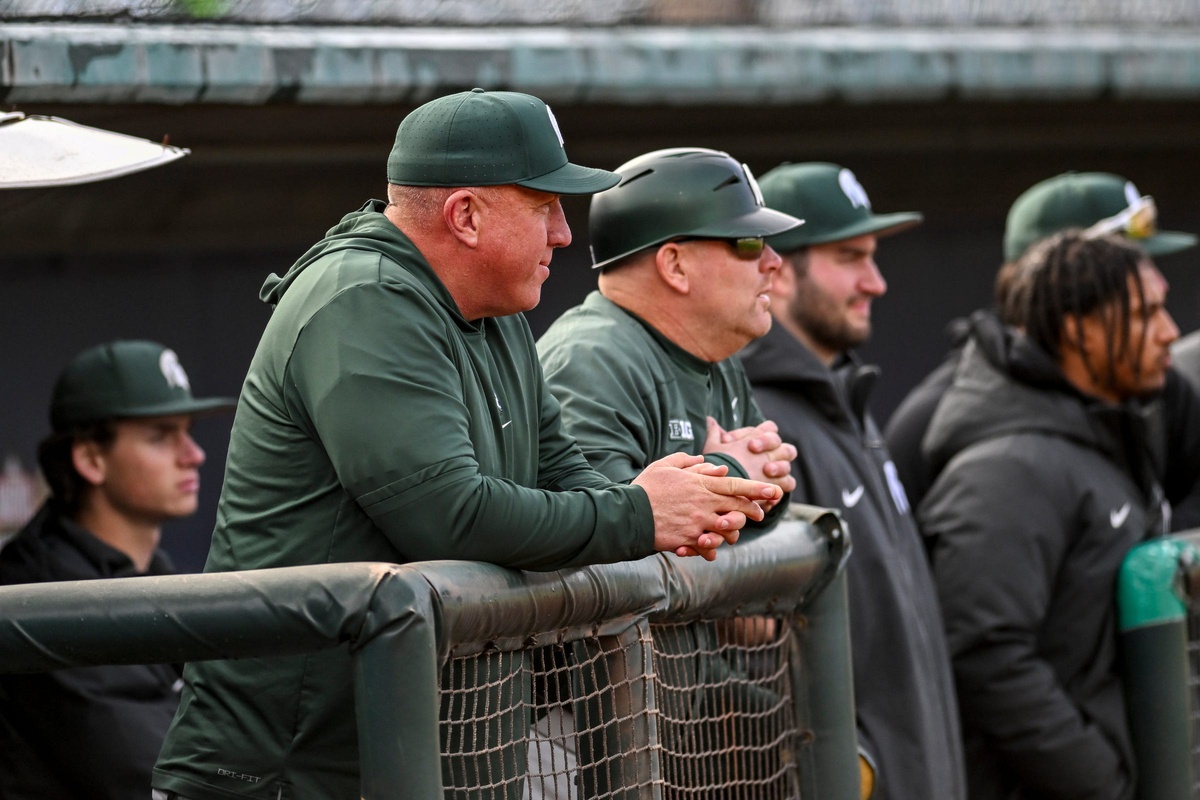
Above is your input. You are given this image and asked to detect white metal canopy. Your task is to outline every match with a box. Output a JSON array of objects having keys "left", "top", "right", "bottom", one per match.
[{"left": 0, "top": 112, "right": 189, "bottom": 189}]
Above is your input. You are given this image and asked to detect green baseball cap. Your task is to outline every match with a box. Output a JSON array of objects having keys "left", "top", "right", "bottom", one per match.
[
  {"left": 759, "top": 162, "right": 922, "bottom": 253},
  {"left": 50, "top": 340, "right": 235, "bottom": 431},
  {"left": 588, "top": 147, "right": 803, "bottom": 270},
  {"left": 1004, "top": 172, "right": 1197, "bottom": 263},
  {"left": 386, "top": 88, "right": 619, "bottom": 195}
]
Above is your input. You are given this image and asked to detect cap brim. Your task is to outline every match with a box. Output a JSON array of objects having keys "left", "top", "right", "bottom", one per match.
[
  {"left": 1142, "top": 230, "right": 1198, "bottom": 258},
  {"left": 115, "top": 397, "right": 237, "bottom": 420},
  {"left": 769, "top": 211, "right": 922, "bottom": 253},
  {"left": 689, "top": 205, "right": 805, "bottom": 239},
  {"left": 518, "top": 162, "right": 621, "bottom": 196}
]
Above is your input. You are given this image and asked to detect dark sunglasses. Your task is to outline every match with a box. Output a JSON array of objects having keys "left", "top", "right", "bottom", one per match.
[{"left": 672, "top": 236, "right": 767, "bottom": 261}]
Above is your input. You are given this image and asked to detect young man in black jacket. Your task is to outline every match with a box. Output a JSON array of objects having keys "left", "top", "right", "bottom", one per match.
[
  {"left": 922, "top": 232, "right": 1178, "bottom": 800},
  {"left": 738, "top": 162, "right": 965, "bottom": 800},
  {"left": 885, "top": 171, "right": 1198, "bottom": 514},
  {"left": 0, "top": 340, "right": 233, "bottom": 800}
]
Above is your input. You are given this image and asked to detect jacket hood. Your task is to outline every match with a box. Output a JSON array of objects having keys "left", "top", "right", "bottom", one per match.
[
  {"left": 923, "top": 311, "right": 1154, "bottom": 487},
  {"left": 260, "top": 200, "right": 457, "bottom": 318},
  {"left": 739, "top": 321, "right": 879, "bottom": 426}
]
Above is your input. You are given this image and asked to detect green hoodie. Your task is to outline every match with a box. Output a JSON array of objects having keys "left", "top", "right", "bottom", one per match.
[
  {"left": 537, "top": 291, "right": 786, "bottom": 530},
  {"left": 153, "top": 201, "right": 655, "bottom": 800}
]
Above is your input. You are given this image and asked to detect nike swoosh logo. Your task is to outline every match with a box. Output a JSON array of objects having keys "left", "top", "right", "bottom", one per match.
[
  {"left": 1110, "top": 502, "right": 1131, "bottom": 528},
  {"left": 501, "top": 420, "right": 512, "bottom": 429},
  {"left": 841, "top": 485, "right": 865, "bottom": 508}
]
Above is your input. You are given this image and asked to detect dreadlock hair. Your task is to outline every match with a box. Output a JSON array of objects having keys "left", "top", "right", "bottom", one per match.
[
  {"left": 1020, "top": 230, "right": 1147, "bottom": 391},
  {"left": 37, "top": 419, "right": 117, "bottom": 518}
]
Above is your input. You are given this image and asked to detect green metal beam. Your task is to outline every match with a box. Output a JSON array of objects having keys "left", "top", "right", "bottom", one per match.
[{"left": 3, "top": 23, "right": 1200, "bottom": 105}]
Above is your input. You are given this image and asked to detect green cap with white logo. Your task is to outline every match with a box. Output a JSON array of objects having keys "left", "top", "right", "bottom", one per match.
[
  {"left": 759, "top": 162, "right": 923, "bottom": 253},
  {"left": 386, "top": 88, "right": 620, "bottom": 195},
  {"left": 1004, "top": 171, "right": 1197, "bottom": 262},
  {"left": 50, "top": 340, "right": 235, "bottom": 431}
]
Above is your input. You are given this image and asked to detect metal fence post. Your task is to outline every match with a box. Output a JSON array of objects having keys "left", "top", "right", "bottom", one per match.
[
  {"left": 1117, "top": 537, "right": 1198, "bottom": 800},
  {"left": 794, "top": 568, "right": 861, "bottom": 800},
  {"left": 785, "top": 505, "right": 859, "bottom": 800}
]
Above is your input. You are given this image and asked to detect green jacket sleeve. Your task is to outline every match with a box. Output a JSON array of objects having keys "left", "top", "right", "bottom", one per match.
[
  {"left": 540, "top": 324, "right": 667, "bottom": 485},
  {"left": 285, "top": 282, "right": 655, "bottom": 570}
]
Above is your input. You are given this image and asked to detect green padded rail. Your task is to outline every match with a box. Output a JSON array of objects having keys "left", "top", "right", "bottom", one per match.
[{"left": 0, "top": 509, "right": 854, "bottom": 799}]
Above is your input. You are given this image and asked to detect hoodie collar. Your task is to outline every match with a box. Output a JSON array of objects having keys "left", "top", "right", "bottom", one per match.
[
  {"left": 259, "top": 200, "right": 474, "bottom": 329},
  {"left": 738, "top": 322, "right": 878, "bottom": 427},
  {"left": 587, "top": 292, "right": 715, "bottom": 380},
  {"left": 927, "top": 311, "right": 1159, "bottom": 495}
]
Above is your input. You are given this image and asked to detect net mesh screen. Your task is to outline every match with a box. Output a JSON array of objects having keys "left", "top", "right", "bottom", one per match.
[
  {"left": 4, "top": 0, "right": 1197, "bottom": 26},
  {"left": 438, "top": 616, "right": 799, "bottom": 799},
  {"left": 652, "top": 619, "right": 800, "bottom": 800}
]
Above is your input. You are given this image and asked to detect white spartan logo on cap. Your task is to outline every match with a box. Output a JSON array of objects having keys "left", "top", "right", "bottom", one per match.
[
  {"left": 838, "top": 168, "right": 872, "bottom": 210},
  {"left": 545, "top": 105, "right": 565, "bottom": 148},
  {"left": 159, "top": 349, "right": 191, "bottom": 391}
]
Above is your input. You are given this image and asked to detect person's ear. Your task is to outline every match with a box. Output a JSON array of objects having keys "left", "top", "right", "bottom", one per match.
[
  {"left": 71, "top": 440, "right": 107, "bottom": 488},
  {"left": 1061, "top": 314, "right": 1083, "bottom": 352},
  {"left": 655, "top": 242, "right": 690, "bottom": 295},
  {"left": 443, "top": 189, "right": 483, "bottom": 247}
]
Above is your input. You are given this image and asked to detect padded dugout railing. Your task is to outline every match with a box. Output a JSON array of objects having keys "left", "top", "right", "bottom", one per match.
[
  {"left": 1119, "top": 530, "right": 1200, "bottom": 800},
  {"left": 0, "top": 505, "right": 857, "bottom": 799}
]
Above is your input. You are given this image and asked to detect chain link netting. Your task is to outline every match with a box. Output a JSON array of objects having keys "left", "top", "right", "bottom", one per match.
[
  {"left": 2, "top": 0, "right": 1198, "bottom": 26},
  {"left": 438, "top": 616, "right": 799, "bottom": 799}
]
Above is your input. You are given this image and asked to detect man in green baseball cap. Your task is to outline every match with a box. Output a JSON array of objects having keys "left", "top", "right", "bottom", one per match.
[
  {"left": 153, "top": 92, "right": 781, "bottom": 800},
  {"left": 736, "top": 162, "right": 963, "bottom": 800},
  {"left": 0, "top": 339, "right": 233, "bottom": 800},
  {"left": 881, "top": 170, "right": 1200, "bottom": 796}
]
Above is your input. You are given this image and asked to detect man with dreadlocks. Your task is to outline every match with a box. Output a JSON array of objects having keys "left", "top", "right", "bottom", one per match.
[
  {"left": 886, "top": 171, "right": 1198, "bottom": 514},
  {"left": 918, "top": 231, "right": 1179, "bottom": 800}
]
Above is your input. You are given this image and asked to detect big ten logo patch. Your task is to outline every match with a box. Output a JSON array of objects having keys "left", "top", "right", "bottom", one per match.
[{"left": 668, "top": 419, "right": 695, "bottom": 441}]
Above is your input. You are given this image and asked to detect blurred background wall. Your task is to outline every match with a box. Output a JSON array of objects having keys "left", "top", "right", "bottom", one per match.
[{"left": 3, "top": 0, "right": 1200, "bottom": 570}]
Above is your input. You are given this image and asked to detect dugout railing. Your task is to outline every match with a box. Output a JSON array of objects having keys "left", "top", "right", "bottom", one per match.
[
  {"left": 1118, "top": 529, "right": 1200, "bottom": 800},
  {"left": 0, "top": 504, "right": 857, "bottom": 800}
]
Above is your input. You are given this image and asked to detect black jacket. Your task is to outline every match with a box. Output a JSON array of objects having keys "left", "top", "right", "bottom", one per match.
[
  {"left": 740, "top": 323, "right": 966, "bottom": 800},
  {"left": 0, "top": 502, "right": 181, "bottom": 800},
  {"left": 883, "top": 317, "right": 969, "bottom": 513},
  {"left": 920, "top": 314, "right": 1162, "bottom": 800},
  {"left": 888, "top": 311, "right": 1200, "bottom": 529}
]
